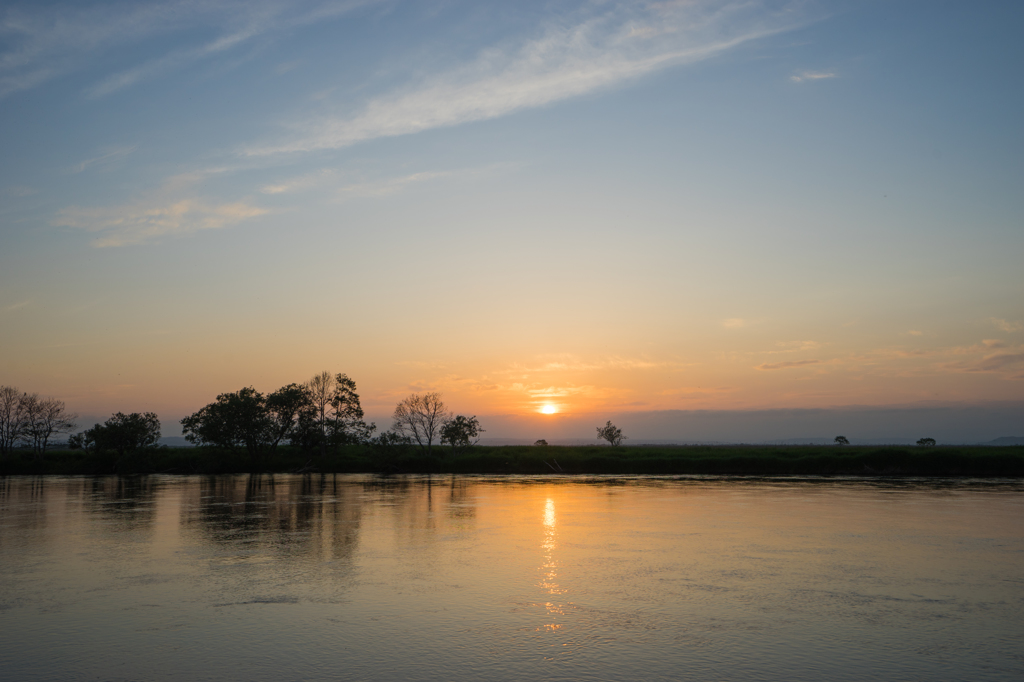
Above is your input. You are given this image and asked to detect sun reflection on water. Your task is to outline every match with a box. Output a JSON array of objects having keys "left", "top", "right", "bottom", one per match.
[{"left": 539, "top": 497, "right": 567, "bottom": 633}]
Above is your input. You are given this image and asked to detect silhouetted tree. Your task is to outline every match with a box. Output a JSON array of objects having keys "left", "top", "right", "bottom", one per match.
[
  {"left": 534, "top": 439, "right": 549, "bottom": 447},
  {"left": 6, "top": 391, "right": 76, "bottom": 458},
  {"left": 298, "top": 372, "right": 375, "bottom": 456},
  {"left": 305, "top": 371, "right": 335, "bottom": 456},
  {"left": 181, "top": 387, "right": 274, "bottom": 463},
  {"left": 68, "top": 430, "right": 95, "bottom": 452},
  {"left": 0, "top": 385, "right": 29, "bottom": 456},
  {"left": 16, "top": 394, "right": 77, "bottom": 458},
  {"left": 834, "top": 435, "right": 850, "bottom": 445},
  {"left": 328, "top": 374, "right": 375, "bottom": 447},
  {"left": 596, "top": 421, "right": 625, "bottom": 446},
  {"left": 266, "top": 383, "right": 311, "bottom": 449},
  {"left": 88, "top": 412, "right": 161, "bottom": 457},
  {"left": 392, "top": 392, "right": 450, "bottom": 455},
  {"left": 916, "top": 437, "right": 936, "bottom": 446},
  {"left": 440, "top": 415, "right": 484, "bottom": 454}
]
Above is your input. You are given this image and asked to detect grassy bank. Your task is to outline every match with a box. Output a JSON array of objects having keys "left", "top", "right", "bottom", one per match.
[{"left": 2, "top": 444, "right": 1024, "bottom": 477}]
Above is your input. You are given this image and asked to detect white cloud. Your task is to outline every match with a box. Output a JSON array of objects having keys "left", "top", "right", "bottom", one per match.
[
  {"left": 790, "top": 70, "right": 836, "bottom": 83},
  {"left": 246, "top": 1, "right": 808, "bottom": 155}
]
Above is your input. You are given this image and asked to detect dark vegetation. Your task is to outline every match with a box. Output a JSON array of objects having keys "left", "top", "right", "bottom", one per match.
[
  {"left": 2, "top": 444, "right": 1022, "bottom": 477},
  {"left": 4, "top": 378, "right": 1021, "bottom": 477}
]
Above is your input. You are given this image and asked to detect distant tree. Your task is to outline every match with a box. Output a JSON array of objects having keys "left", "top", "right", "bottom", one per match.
[
  {"left": 304, "top": 371, "right": 336, "bottom": 456},
  {"left": 68, "top": 430, "right": 95, "bottom": 452},
  {"left": 834, "top": 435, "right": 850, "bottom": 446},
  {"left": 89, "top": 412, "right": 161, "bottom": 457},
  {"left": 916, "top": 437, "right": 936, "bottom": 447},
  {"left": 298, "top": 372, "right": 375, "bottom": 455},
  {"left": 392, "top": 392, "right": 450, "bottom": 455},
  {"left": 328, "top": 374, "right": 375, "bottom": 447},
  {"left": 597, "top": 421, "right": 626, "bottom": 447},
  {"left": 14, "top": 394, "right": 77, "bottom": 458},
  {"left": 0, "top": 386, "right": 30, "bottom": 456},
  {"left": 266, "top": 383, "right": 311, "bottom": 450},
  {"left": 440, "top": 415, "right": 484, "bottom": 454},
  {"left": 534, "top": 439, "right": 549, "bottom": 447},
  {"left": 181, "top": 387, "right": 274, "bottom": 463},
  {"left": 32, "top": 397, "right": 78, "bottom": 457},
  {"left": 369, "top": 430, "right": 412, "bottom": 472}
]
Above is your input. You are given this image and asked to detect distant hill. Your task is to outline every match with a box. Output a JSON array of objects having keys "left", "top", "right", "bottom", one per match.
[
  {"left": 160, "top": 436, "right": 193, "bottom": 447},
  {"left": 986, "top": 436, "right": 1024, "bottom": 446}
]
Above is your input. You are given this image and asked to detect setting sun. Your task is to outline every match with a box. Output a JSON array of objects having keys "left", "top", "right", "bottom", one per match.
[{"left": 539, "top": 403, "right": 558, "bottom": 415}]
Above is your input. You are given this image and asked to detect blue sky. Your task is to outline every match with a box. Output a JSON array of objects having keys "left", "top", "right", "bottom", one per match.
[{"left": 1, "top": 0, "right": 1022, "bottom": 438}]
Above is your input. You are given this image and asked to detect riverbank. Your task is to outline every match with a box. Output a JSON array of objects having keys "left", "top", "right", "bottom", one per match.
[{"left": 2, "top": 444, "right": 1023, "bottom": 477}]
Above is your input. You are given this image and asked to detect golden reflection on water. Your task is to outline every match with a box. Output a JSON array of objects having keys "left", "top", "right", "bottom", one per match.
[{"left": 539, "top": 497, "right": 566, "bottom": 632}]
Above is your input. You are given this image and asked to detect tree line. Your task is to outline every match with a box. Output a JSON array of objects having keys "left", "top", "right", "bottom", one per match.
[
  {"left": 3, "top": 373, "right": 485, "bottom": 466},
  {"left": 178, "top": 373, "right": 484, "bottom": 464}
]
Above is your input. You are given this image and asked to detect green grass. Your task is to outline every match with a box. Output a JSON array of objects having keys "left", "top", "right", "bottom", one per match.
[{"left": 2, "top": 444, "right": 1024, "bottom": 477}]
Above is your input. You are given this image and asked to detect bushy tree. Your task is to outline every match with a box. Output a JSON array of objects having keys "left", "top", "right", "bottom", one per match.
[
  {"left": 182, "top": 375, "right": 374, "bottom": 463},
  {"left": 266, "top": 383, "right": 311, "bottom": 449},
  {"left": 916, "top": 437, "right": 936, "bottom": 446},
  {"left": 181, "top": 387, "right": 274, "bottom": 462},
  {"left": 392, "top": 392, "right": 450, "bottom": 455},
  {"left": 86, "top": 412, "right": 161, "bottom": 457},
  {"left": 440, "top": 415, "right": 484, "bottom": 454},
  {"left": 834, "top": 435, "right": 850, "bottom": 446},
  {"left": 596, "top": 421, "right": 625, "bottom": 447}
]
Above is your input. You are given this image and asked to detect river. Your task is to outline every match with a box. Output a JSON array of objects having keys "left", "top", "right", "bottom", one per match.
[{"left": 1, "top": 475, "right": 1022, "bottom": 680}]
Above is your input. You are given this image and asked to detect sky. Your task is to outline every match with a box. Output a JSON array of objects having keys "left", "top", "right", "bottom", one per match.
[{"left": 1, "top": 0, "right": 1022, "bottom": 440}]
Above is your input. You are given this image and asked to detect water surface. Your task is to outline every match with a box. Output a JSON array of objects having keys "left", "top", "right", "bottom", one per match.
[{"left": 1, "top": 475, "right": 1022, "bottom": 680}]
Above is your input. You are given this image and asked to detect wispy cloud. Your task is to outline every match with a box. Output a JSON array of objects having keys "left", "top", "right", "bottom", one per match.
[
  {"left": 55, "top": 199, "right": 266, "bottom": 247},
  {"left": 497, "top": 354, "right": 685, "bottom": 376},
  {"left": 722, "top": 318, "right": 746, "bottom": 328},
  {"left": 247, "top": 1, "right": 808, "bottom": 155},
  {"left": 1, "top": 300, "right": 30, "bottom": 314},
  {"left": 755, "top": 359, "right": 820, "bottom": 370},
  {"left": 53, "top": 172, "right": 266, "bottom": 246},
  {"left": 0, "top": 1, "right": 374, "bottom": 99},
  {"left": 764, "top": 340, "right": 823, "bottom": 355},
  {"left": 70, "top": 145, "right": 137, "bottom": 173},
  {"left": 790, "top": 70, "right": 836, "bottom": 83},
  {"left": 1, "top": 184, "right": 37, "bottom": 197},
  {"left": 950, "top": 352, "right": 1024, "bottom": 374},
  {"left": 336, "top": 171, "right": 452, "bottom": 200},
  {"left": 261, "top": 164, "right": 500, "bottom": 200},
  {"left": 260, "top": 168, "right": 339, "bottom": 195},
  {"left": 991, "top": 318, "right": 1023, "bottom": 333}
]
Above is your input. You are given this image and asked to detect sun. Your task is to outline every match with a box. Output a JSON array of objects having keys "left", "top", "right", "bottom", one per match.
[{"left": 539, "top": 403, "right": 558, "bottom": 415}]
